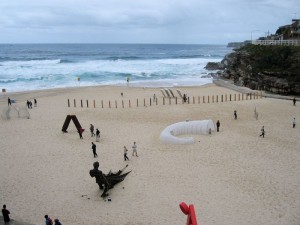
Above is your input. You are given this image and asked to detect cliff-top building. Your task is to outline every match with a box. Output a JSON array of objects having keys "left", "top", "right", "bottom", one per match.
[{"left": 252, "top": 19, "right": 300, "bottom": 46}]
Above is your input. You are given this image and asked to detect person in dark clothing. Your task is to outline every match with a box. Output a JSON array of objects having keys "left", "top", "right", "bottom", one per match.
[
  {"left": 91, "top": 142, "right": 98, "bottom": 158},
  {"left": 90, "top": 124, "right": 95, "bottom": 137},
  {"left": 7, "top": 98, "right": 11, "bottom": 106},
  {"left": 259, "top": 126, "right": 265, "bottom": 138},
  {"left": 234, "top": 110, "right": 237, "bottom": 120},
  {"left": 89, "top": 161, "right": 109, "bottom": 198},
  {"left": 34, "top": 98, "right": 37, "bottom": 107},
  {"left": 27, "top": 101, "right": 32, "bottom": 109},
  {"left": 2, "top": 205, "right": 10, "bottom": 225},
  {"left": 183, "top": 94, "right": 187, "bottom": 103},
  {"left": 54, "top": 218, "right": 62, "bottom": 225},
  {"left": 293, "top": 97, "right": 296, "bottom": 106},
  {"left": 216, "top": 120, "right": 220, "bottom": 132}
]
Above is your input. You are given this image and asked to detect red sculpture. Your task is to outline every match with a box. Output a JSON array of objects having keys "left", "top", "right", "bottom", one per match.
[{"left": 179, "top": 202, "right": 198, "bottom": 225}]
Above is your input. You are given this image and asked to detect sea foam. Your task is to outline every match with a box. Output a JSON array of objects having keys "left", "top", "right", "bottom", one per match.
[{"left": 0, "top": 44, "right": 232, "bottom": 92}]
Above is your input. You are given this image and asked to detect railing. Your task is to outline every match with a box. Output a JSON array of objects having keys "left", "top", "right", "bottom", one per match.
[
  {"left": 66, "top": 92, "right": 262, "bottom": 109},
  {"left": 252, "top": 39, "right": 300, "bottom": 46},
  {"left": 291, "top": 30, "right": 300, "bottom": 34}
]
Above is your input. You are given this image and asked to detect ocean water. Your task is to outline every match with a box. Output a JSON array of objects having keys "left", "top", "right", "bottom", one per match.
[{"left": 0, "top": 44, "right": 232, "bottom": 92}]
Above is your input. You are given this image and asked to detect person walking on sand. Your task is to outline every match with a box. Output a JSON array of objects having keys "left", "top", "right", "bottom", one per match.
[
  {"left": 293, "top": 97, "right": 296, "bottom": 106},
  {"left": 183, "top": 94, "right": 187, "bottom": 103},
  {"left": 259, "top": 126, "right": 265, "bottom": 138},
  {"left": 123, "top": 146, "right": 129, "bottom": 161},
  {"left": 7, "top": 97, "right": 11, "bottom": 106},
  {"left": 132, "top": 141, "right": 138, "bottom": 157},
  {"left": 2, "top": 204, "right": 10, "bottom": 225},
  {"left": 96, "top": 129, "right": 100, "bottom": 142},
  {"left": 216, "top": 120, "right": 220, "bottom": 132},
  {"left": 92, "top": 142, "right": 98, "bottom": 158},
  {"left": 293, "top": 118, "right": 296, "bottom": 128},
  {"left": 90, "top": 124, "right": 95, "bottom": 137},
  {"left": 78, "top": 128, "right": 84, "bottom": 139},
  {"left": 34, "top": 98, "right": 37, "bottom": 107},
  {"left": 234, "top": 110, "right": 237, "bottom": 120}
]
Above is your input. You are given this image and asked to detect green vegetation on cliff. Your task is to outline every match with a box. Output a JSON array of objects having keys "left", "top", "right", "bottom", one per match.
[
  {"left": 222, "top": 44, "right": 300, "bottom": 95},
  {"left": 240, "top": 44, "right": 300, "bottom": 75}
]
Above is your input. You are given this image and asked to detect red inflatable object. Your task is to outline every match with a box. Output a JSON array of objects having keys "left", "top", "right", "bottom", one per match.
[{"left": 179, "top": 202, "right": 198, "bottom": 225}]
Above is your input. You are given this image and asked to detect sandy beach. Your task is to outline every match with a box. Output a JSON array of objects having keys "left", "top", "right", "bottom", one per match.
[{"left": 0, "top": 84, "right": 299, "bottom": 225}]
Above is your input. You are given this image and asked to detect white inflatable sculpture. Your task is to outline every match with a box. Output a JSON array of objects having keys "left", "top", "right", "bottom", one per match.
[{"left": 160, "top": 119, "right": 215, "bottom": 144}]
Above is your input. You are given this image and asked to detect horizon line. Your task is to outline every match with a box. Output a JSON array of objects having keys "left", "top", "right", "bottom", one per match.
[{"left": 0, "top": 42, "right": 228, "bottom": 45}]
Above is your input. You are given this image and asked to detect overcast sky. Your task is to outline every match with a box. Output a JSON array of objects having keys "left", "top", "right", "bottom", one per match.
[{"left": 0, "top": 0, "right": 299, "bottom": 44}]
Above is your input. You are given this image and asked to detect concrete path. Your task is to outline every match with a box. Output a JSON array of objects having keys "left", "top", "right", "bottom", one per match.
[
  {"left": 213, "top": 79, "right": 299, "bottom": 101},
  {"left": 213, "top": 79, "right": 257, "bottom": 94}
]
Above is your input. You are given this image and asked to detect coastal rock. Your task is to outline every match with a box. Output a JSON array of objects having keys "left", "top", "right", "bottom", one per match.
[
  {"left": 205, "top": 44, "right": 300, "bottom": 95},
  {"left": 204, "top": 62, "right": 224, "bottom": 70}
]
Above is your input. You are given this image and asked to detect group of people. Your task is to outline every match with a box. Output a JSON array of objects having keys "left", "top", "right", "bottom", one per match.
[
  {"left": 2, "top": 205, "right": 62, "bottom": 225},
  {"left": 7, "top": 97, "right": 37, "bottom": 108},
  {"left": 90, "top": 141, "right": 139, "bottom": 162},
  {"left": 89, "top": 124, "right": 100, "bottom": 142},
  {"left": 89, "top": 123, "right": 139, "bottom": 161},
  {"left": 45, "top": 215, "right": 62, "bottom": 225},
  {"left": 123, "top": 142, "right": 138, "bottom": 161},
  {"left": 89, "top": 124, "right": 100, "bottom": 157},
  {"left": 216, "top": 104, "right": 296, "bottom": 138},
  {"left": 26, "top": 99, "right": 37, "bottom": 109}
]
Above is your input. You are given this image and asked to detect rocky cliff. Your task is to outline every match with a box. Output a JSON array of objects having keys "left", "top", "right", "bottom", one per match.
[{"left": 206, "top": 44, "right": 300, "bottom": 95}]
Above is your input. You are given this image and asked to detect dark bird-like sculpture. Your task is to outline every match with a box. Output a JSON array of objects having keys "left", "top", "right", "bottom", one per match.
[{"left": 89, "top": 161, "right": 130, "bottom": 198}]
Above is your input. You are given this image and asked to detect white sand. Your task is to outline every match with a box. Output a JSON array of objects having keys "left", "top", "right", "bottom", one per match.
[{"left": 0, "top": 84, "right": 299, "bottom": 225}]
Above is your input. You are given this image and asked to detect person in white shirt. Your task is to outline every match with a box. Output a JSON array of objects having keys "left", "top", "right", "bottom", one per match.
[{"left": 132, "top": 142, "right": 138, "bottom": 157}]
